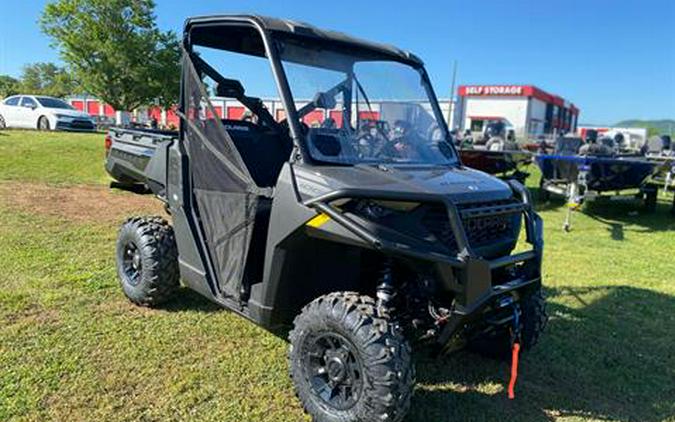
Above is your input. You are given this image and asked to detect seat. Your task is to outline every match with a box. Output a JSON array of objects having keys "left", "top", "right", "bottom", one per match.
[
  {"left": 222, "top": 119, "right": 292, "bottom": 188},
  {"left": 554, "top": 137, "right": 583, "bottom": 156},
  {"left": 645, "top": 136, "right": 667, "bottom": 155}
]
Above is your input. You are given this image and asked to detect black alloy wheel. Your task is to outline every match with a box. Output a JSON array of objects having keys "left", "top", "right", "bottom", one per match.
[{"left": 303, "top": 332, "right": 364, "bottom": 410}]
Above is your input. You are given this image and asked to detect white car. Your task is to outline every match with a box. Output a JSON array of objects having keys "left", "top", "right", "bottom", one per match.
[{"left": 0, "top": 95, "right": 95, "bottom": 131}]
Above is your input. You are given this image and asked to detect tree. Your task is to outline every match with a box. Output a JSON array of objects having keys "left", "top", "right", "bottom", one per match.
[
  {"left": 0, "top": 75, "right": 20, "bottom": 98},
  {"left": 18, "top": 63, "right": 78, "bottom": 98},
  {"left": 40, "top": 0, "right": 180, "bottom": 111}
]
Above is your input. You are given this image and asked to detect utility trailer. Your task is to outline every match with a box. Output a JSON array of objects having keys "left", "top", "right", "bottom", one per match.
[
  {"left": 644, "top": 135, "right": 675, "bottom": 213},
  {"left": 110, "top": 15, "right": 547, "bottom": 422},
  {"left": 536, "top": 136, "right": 659, "bottom": 231}
]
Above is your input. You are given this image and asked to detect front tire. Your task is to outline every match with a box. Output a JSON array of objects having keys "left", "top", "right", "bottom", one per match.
[
  {"left": 38, "top": 116, "right": 50, "bottom": 131},
  {"left": 115, "top": 216, "right": 179, "bottom": 306},
  {"left": 0, "top": 114, "right": 6, "bottom": 129},
  {"left": 289, "top": 292, "right": 414, "bottom": 422}
]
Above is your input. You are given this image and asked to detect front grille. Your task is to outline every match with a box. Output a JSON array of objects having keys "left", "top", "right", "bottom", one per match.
[
  {"left": 70, "top": 119, "right": 95, "bottom": 129},
  {"left": 422, "top": 199, "right": 521, "bottom": 256},
  {"left": 421, "top": 206, "right": 459, "bottom": 252}
]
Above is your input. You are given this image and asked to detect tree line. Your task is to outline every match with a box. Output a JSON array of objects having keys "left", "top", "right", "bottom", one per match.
[
  {"left": 1, "top": 0, "right": 179, "bottom": 112},
  {"left": 0, "top": 63, "right": 79, "bottom": 99}
]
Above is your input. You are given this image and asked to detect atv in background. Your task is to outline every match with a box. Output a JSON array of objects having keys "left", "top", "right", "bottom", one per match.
[
  {"left": 455, "top": 119, "right": 533, "bottom": 183},
  {"left": 111, "top": 15, "right": 547, "bottom": 422}
]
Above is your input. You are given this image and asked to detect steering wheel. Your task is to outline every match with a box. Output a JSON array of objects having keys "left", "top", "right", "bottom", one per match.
[
  {"left": 486, "top": 137, "right": 506, "bottom": 151},
  {"left": 372, "top": 136, "right": 410, "bottom": 160},
  {"left": 426, "top": 123, "right": 444, "bottom": 142},
  {"left": 356, "top": 132, "right": 378, "bottom": 157}
]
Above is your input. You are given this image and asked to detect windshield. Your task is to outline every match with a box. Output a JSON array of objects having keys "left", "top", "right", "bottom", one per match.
[
  {"left": 279, "top": 42, "right": 455, "bottom": 165},
  {"left": 36, "top": 97, "right": 74, "bottom": 110}
]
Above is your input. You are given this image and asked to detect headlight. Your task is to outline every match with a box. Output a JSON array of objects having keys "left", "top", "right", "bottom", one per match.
[
  {"left": 342, "top": 199, "right": 419, "bottom": 221},
  {"left": 54, "top": 114, "right": 74, "bottom": 120}
]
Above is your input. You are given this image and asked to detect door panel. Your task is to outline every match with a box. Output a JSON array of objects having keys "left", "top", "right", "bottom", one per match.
[
  {"left": 19, "top": 97, "right": 39, "bottom": 128},
  {"left": 2, "top": 97, "right": 22, "bottom": 127}
]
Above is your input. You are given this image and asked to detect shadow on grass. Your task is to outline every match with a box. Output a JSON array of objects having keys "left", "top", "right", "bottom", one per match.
[
  {"left": 109, "top": 181, "right": 153, "bottom": 194},
  {"left": 408, "top": 285, "right": 675, "bottom": 422},
  {"left": 151, "top": 283, "right": 675, "bottom": 421},
  {"left": 529, "top": 184, "right": 675, "bottom": 239},
  {"left": 584, "top": 199, "right": 675, "bottom": 238},
  {"left": 161, "top": 287, "right": 222, "bottom": 313}
]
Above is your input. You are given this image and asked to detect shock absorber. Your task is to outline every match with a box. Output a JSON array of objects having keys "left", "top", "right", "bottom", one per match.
[{"left": 376, "top": 258, "right": 396, "bottom": 316}]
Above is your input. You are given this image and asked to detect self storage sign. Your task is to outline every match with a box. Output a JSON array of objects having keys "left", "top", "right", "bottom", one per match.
[{"left": 461, "top": 85, "right": 524, "bottom": 96}]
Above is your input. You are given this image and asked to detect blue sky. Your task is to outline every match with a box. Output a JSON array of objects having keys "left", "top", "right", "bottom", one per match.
[{"left": 1, "top": 0, "right": 673, "bottom": 124}]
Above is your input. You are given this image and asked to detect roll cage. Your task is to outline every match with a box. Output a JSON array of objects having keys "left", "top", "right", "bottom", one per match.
[{"left": 181, "top": 14, "right": 455, "bottom": 166}]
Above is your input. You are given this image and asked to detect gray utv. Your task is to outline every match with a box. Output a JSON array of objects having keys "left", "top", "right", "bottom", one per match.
[{"left": 114, "top": 15, "right": 547, "bottom": 422}]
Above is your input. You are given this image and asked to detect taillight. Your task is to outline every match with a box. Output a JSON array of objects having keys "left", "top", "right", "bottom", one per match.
[{"left": 104, "top": 134, "right": 112, "bottom": 154}]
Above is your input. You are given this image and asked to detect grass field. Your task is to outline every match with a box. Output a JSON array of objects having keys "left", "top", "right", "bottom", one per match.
[{"left": 0, "top": 129, "right": 673, "bottom": 422}]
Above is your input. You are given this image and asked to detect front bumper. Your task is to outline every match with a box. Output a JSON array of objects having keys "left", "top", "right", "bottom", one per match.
[
  {"left": 434, "top": 181, "right": 543, "bottom": 350},
  {"left": 305, "top": 180, "right": 544, "bottom": 349},
  {"left": 55, "top": 118, "right": 95, "bottom": 131}
]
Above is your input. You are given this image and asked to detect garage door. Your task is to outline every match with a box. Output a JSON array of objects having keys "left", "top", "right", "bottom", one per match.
[
  {"left": 87, "top": 101, "right": 100, "bottom": 115},
  {"left": 227, "top": 106, "right": 245, "bottom": 120}
]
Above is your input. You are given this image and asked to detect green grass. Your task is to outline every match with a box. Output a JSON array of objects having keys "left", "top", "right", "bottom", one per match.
[
  {"left": 0, "top": 129, "right": 674, "bottom": 422},
  {"left": 0, "top": 129, "right": 108, "bottom": 185}
]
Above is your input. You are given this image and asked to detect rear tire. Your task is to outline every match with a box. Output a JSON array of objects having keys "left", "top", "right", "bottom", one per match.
[
  {"left": 469, "top": 288, "right": 548, "bottom": 359},
  {"left": 115, "top": 216, "right": 179, "bottom": 306},
  {"left": 0, "top": 114, "right": 6, "bottom": 129},
  {"left": 289, "top": 292, "right": 414, "bottom": 422},
  {"left": 38, "top": 116, "right": 50, "bottom": 131}
]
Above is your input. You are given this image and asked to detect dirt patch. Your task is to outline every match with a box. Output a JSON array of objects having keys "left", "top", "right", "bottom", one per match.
[
  {"left": 1, "top": 304, "right": 61, "bottom": 326},
  {"left": 0, "top": 181, "right": 165, "bottom": 224}
]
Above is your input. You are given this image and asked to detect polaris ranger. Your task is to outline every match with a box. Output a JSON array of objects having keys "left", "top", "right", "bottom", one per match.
[{"left": 113, "top": 15, "right": 547, "bottom": 422}]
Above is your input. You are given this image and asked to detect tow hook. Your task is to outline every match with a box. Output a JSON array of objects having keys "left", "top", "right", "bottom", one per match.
[{"left": 507, "top": 303, "right": 522, "bottom": 399}]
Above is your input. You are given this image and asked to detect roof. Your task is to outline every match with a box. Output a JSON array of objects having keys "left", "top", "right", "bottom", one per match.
[{"left": 184, "top": 14, "right": 423, "bottom": 66}]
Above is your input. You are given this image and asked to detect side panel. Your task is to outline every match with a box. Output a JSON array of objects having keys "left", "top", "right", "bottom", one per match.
[
  {"left": 248, "top": 164, "right": 312, "bottom": 324},
  {"left": 166, "top": 142, "right": 214, "bottom": 299},
  {"left": 248, "top": 163, "right": 363, "bottom": 327}
]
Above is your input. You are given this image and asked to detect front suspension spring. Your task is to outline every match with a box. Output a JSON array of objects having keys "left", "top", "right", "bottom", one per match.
[{"left": 376, "top": 259, "right": 396, "bottom": 315}]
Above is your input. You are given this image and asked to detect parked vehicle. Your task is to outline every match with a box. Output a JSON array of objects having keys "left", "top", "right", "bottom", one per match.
[
  {"left": 536, "top": 136, "right": 659, "bottom": 231},
  {"left": 644, "top": 135, "right": 675, "bottom": 213},
  {"left": 454, "top": 120, "right": 532, "bottom": 183},
  {"left": 459, "top": 147, "right": 532, "bottom": 183},
  {"left": 104, "top": 127, "right": 177, "bottom": 191},
  {"left": 110, "top": 15, "right": 547, "bottom": 422},
  {"left": 0, "top": 95, "right": 95, "bottom": 131},
  {"left": 92, "top": 114, "right": 117, "bottom": 131}
]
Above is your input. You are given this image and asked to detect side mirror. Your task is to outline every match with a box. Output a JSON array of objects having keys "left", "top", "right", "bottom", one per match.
[{"left": 312, "top": 92, "right": 336, "bottom": 110}]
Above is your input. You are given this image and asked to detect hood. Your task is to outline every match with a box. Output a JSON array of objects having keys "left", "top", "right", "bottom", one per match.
[
  {"left": 46, "top": 108, "right": 92, "bottom": 119},
  {"left": 295, "top": 164, "right": 514, "bottom": 204}
]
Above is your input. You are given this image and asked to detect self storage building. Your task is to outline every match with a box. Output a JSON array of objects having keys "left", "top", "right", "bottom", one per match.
[{"left": 455, "top": 84, "right": 579, "bottom": 139}]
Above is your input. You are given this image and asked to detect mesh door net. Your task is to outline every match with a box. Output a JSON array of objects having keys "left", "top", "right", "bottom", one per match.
[{"left": 182, "top": 52, "right": 271, "bottom": 299}]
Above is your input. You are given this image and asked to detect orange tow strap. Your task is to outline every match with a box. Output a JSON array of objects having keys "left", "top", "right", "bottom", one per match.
[{"left": 508, "top": 342, "right": 521, "bottom": 399}]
